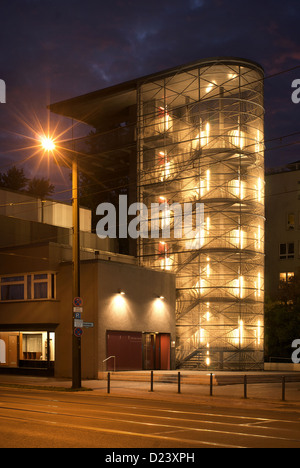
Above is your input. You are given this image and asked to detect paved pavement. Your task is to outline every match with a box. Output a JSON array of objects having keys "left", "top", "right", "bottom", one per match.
[{"left": 0, "top": 371, "right": 300, "bottom": 410}]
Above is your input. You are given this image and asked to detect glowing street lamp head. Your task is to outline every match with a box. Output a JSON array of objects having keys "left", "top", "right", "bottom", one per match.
[{"left": 40, "top": 136, "right": 56, "bottom": 152}]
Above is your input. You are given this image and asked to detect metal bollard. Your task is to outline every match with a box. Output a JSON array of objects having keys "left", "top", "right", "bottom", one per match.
[
  {"left": 107, "top": 372, "right": 111, "bottom": 394},
  {"left": 282, "top": 376, "right": 286, "bottom": 402},
  {"left": 150, "top": 370, "right": 154, "bottom": 392},
  {"left": 210, "top": 373, "right": 213, "bottom": 396},
  {"left": 244, "top": 375, "right": 248, "bottom": 399},
  {"left": 178, "top": 371, "right": 181, "bottom": 394}
]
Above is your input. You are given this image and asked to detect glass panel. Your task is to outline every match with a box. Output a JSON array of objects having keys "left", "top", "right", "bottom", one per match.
[
  {"left": 23, "top": 334, "right": 42, "bottom": 353},
  {"left": 34, "top": 282, "right": 48, "bottom": 299},
  {"left": 34, "top": 274, "right": 48, "bottom": 280},
  {"left": 138, "top": 59, "right": 265, "bottom": 370},
  {"left": 1, "top": 284, "right": 24, "bottom": 300},
  {"left": 288, "top": 243, "right": 294, "bottom": 258},
  {"left": 280, "top": 244, "right": 287, "bottom": 255},
  {"left": 1, "top": 276, "right": 24, "bottom": 283},
  {"left": 27, "top": 275, "right": 32, "bottom": 300},
  {"left": 51, "top": 274, "right": 55, "bottom": 299},
  {"left": 287, "top": 213, "right": 295, "bottom": 229}
]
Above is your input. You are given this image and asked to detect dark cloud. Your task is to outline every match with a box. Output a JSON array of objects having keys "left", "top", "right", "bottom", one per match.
[{"left": 0, "top": 0, "right": 299, "bottom": 189}]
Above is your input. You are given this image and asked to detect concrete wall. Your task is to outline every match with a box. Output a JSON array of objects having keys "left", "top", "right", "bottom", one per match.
[
  {"left": 56, "top": 259, "right": 176, "bottom": 379},
  {"left": 0, "top": 215, "right": 115, "bottom": 253},
  {"left": 264, "top": 363, "right": 300, "bottom": 372},
  {"left": 0, "top": 188, "right": 91, "bottom": 232},
  {"left": 97, "top": 260, "right": 176, "bottom": 376}
]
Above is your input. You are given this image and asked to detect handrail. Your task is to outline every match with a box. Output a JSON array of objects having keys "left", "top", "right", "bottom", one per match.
[
  {"left": 269, "top": 357, "right": 291, "bottom": 362},
  {"left": 103, "top": 355, "right": 116, "bottom": 372}
]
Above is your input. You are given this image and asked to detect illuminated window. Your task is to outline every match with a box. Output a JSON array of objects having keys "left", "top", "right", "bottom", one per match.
[
  {"left": 159, "top": 196, "right": 170, "bottom": 230},
  {"left": 228, "top": 129, "right": 246, "bottom": 149},
  {"left": 230, "top": 229, "right": 245, "bottom": 249},
  {"left": 228, "top": 179, "right": 245, "bottom": 199},
  {"left": 279, "top": 272, "right": 294, "bottom": 282},
  {"left": 158, "top": 242, "right": 172, "bottom": 271},
  {"left": 205, "top": 80, "right": 216, "bottom": 94},
  {"left": 0, "top": 331, "right": 55, "bottom": 368},
  {"left": 157, "top": 106, "right": 171, "bottom": 132},
  {"left": 192, "top": 122, "right": 210, "bottom": 150},
  {"left": 287, "top": 213, "right": 295, "bottom": 230},
  {"left": 158, "top": 151, "right": 170, "bottom": 181}
]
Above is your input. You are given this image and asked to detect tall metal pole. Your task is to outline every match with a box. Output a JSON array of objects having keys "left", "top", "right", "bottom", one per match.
[{"left": 72, "top": 153, "right": 81, "bottom": 389}]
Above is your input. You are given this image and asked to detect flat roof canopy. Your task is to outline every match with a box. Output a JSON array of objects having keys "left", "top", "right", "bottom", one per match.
[
  {"left": 49, "top": 83, "right": 137, "bottom": 128},
  {"left": 48, "top": 56, "right": 263, "bottom": 127},
  {"left": 48, "top": 57, "right": 263, "bottom": 177}
]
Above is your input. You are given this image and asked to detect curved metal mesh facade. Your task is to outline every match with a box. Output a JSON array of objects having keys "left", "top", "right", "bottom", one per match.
[{"left": 137, "top": 58, "right": 265, "bottom": 370}]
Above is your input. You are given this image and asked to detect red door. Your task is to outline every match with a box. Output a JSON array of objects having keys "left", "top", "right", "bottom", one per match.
[
  {"left": 143, "top": 333, "right": 171, "bottom": 370},
  {"left": 159, "top": 334, "right": 171, "bottom": 370},
  {"left": 106, "top": 331, "right": 143, "bottom": 371}
]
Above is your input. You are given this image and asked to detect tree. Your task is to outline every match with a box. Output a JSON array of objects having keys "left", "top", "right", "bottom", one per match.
[
  {"left": 0, "top": 166, "right": 28, "bottom": 191},
  {"left": 26, "top": 177, "right": 55, "bottom": 199},
  {"left": 265, "top": 299, "right": 300, "bottom": 361},
  {"left": 264, "top": 276, "right": 300, "bottom": 361}
]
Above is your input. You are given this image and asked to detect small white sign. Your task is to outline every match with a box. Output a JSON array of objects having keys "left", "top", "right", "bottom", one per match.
[{"left": 74, "top": 319, "right": 83, "bottom": 328}]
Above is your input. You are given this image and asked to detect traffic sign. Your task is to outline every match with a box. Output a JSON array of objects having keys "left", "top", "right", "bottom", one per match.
[
  {"left": 73, "top": 297, "right": 83, "bottom": 307},
  {"left": 73, "top": 306, "right": 83, "bottom": 313},
  {"left": 74, "top": 328, "right": 83, "bottom": 337},
  {"left": 74, "top": 319, "right": 83, "bottom": 328},
  {"left": 83, "top": 322, "right": 94, "bottom": 328},
  {"left": 74, "top": 312, "right": 82, "bottom": 319}
]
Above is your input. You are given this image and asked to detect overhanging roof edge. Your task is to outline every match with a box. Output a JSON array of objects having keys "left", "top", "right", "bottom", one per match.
[{"left": 48, "top": 56, "right": 264, "bottom": 122}]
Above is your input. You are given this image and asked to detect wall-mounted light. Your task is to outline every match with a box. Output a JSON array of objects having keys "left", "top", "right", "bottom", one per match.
[
  {"left": 157, "top": 295, "right": 165, "bottom": 300},
  {"left": 118, "top": 289, "right": 125, "bottom": 295}
]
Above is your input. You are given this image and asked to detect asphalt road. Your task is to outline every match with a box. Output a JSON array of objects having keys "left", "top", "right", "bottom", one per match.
[{"left": 0, "top": 387, "right": 300, "bottom": 449}]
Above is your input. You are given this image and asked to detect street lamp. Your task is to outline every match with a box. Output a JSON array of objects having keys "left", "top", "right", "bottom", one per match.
[
  {"left": 40, "top": 136, "right": 82, "bottom": 389},
  {"left": 40, "top": 137, "right": 56, "bottom": 152}
]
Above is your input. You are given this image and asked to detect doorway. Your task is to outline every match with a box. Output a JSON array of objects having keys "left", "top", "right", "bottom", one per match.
[
  {"left": 8, "top": 335, "right": 18, "bottom": 367},
  {"left": 142, "top": 333, "right": 170, "bottom": 370},
  {"left": 105, "top": 331, "right": 171, "bottom": 371}
]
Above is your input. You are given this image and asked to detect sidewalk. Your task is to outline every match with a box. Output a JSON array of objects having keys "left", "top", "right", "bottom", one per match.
[{"left": 0, "top": 371, "right": 300, "bottom": 410}]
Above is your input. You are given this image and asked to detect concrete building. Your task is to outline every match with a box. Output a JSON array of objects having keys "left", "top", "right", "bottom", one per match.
[
  {"left": 50, "top": 57, "right": 265, "bottom": 370},
  {"left": 265, "top": 162, "right": 300, "bottom": 298},
  {"left": 0, "top": 189, "right": 176, "bottom": 378}
]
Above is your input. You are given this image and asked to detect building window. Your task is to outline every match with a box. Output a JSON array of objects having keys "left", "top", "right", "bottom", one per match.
[
  {"left": 279, "top": 272, "right": 295, "bottom": 282},
  {"left": 33, "top": 274, "right": 50, "bottom": 299},
  {"left": 279, "top": 243, "right": 294, "bottom": 259},
  {"left": 0, "top": 273, "right": 56, "bottom": 302},
  {"left": 287, "top": 213, "right": 295, "bottom": 230},
  {"left": 0, "top": 331, "right": 55, "bottom": 369},
  {"left": 1, "top": 276, "right": 25, "bottom": 301}
]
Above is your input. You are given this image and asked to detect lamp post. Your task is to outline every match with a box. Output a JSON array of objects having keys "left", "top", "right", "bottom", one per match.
[
  {"left": 71, "top": 152, "right": 82, "bottom": 389},
  {"left": 41, "top": 136, "right": 81, "bottom": 389}
]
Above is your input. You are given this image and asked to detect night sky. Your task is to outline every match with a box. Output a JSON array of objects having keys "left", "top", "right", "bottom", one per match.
[{"left": 0, "top": 0, "right": 299, "bottom": 195}]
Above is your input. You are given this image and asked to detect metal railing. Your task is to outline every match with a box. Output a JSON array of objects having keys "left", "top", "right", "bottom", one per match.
[
  {"left": 103, "top": 371, "right": 300, "bottom": 402},
  {"left": 102, "top": 356, "right": 116, "bottom": 373}
]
